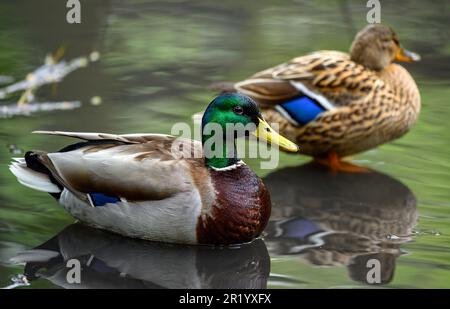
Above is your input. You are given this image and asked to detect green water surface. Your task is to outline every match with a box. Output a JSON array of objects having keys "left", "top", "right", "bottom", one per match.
[{"left": 0, "top": 0, "right": 449, "bottom": 288}]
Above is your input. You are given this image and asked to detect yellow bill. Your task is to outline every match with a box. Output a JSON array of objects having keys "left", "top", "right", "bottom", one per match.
[{"left": 252, "top": 117, "right": 299, "bottom": 152}]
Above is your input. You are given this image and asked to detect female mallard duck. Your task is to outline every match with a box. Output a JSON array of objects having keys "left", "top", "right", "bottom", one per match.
[
  {"left": 9, "top": 93, "right": 298, "bottom": 245},
  {"left": 214, "top": 24, "right": 421, "bottom": 172}
]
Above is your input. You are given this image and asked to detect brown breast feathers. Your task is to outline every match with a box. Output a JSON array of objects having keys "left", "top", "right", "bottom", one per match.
[{"left": 196, "top": 165, "right": 271, "bottom": 245}]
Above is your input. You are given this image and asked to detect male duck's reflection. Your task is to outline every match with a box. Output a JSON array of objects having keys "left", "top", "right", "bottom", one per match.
[
  {"left": 13, "top": 224, "right": 270, "bottom": 289},
  {"left": 263, "top": 163, "right": 417, "bottom": 285}
]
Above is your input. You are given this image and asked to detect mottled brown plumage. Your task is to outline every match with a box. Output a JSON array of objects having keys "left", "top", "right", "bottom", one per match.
[{"left": 217, "top": 24, "right": 421, "bottom": 159}]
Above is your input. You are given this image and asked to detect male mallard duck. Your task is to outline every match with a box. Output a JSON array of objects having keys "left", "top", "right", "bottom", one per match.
[
  {"left": 214, "top": 24, "right": 421, "bottom": 172},
  {"left": 9, "top": 93, "right": 298, "bottom": 245}
]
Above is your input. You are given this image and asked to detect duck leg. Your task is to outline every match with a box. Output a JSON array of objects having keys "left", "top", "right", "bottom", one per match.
[{"left": 314, "top": 151, "right": 369, "bottom": 173}]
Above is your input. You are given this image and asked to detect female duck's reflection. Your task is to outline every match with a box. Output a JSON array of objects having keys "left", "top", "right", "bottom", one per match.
[
  {"left": 263, "top": 163, "right": 417, "bottom": 285},
  {"left": 12, "top": 224, "right": 270, "bottom": 289}
]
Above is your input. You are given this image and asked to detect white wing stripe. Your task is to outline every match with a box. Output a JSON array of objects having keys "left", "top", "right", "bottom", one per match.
[{"left": 290, "top": 81, "right": 335, "bottom": 111}]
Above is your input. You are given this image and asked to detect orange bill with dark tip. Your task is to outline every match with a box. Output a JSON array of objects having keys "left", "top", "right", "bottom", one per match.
[{"left": 395, "top": 47, "right": 421, "bottom": 62}]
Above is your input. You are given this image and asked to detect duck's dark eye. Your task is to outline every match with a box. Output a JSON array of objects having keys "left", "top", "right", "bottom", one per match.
[{"left": 233, "top": 106, "right": 244, "bottom": 115}]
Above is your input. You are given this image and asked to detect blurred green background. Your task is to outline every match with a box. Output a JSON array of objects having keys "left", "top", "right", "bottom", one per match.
[{"left": 0, "top": 0, "right": 449, "bottom": 288}]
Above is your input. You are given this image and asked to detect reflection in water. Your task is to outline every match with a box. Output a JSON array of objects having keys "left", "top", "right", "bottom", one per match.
[
  {"left": 264, "top": 163, "right": 418, "bottom": 285},
  {"left": 11, "top": 224, "right": 269, "bottom": 289}
]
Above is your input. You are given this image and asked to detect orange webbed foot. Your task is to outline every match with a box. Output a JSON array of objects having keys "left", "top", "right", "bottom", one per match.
[{"left": 314, "top": 152, "right": 370, "bottom": 174}]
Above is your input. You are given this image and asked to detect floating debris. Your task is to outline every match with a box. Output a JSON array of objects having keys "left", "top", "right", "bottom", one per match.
[
  {"left": 0, "top": 48, "right": 100, "bottom": 104},
  {"left": 2, "top": 274, "right": 30, "bottom": 289},
  {"left": 90, "top": 95, "right": 102, "bottom": 106},
  {"left": 0, "top": 101, "right": 81, "bottom": 118},
  {"left": 89, "top": 51, "right": 101, "bottom": 62},
  {"left": 0, "top": 48, "right": 99, "bottom": 118},
  {"left": 0, "top": 57, "right": 88, "bottom": 100}
]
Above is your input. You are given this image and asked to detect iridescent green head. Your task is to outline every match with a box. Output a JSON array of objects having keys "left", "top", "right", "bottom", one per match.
[
  {"left": 201, "top": 93, "right": 298, "bottom": 169},
  {"left": 202, "top": 93, "right": 260, "bottom": 133}
]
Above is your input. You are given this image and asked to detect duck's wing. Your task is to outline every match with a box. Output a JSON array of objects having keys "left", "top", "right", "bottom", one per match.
[
  {"left": 32, "top": 131, "right": 176, "bottom": 144},
  {"left": 30, "top": 131, "right": 205, "bottom": 204},
  {"left": 235, "top": 51, "right": 383, "bottom": 108}
]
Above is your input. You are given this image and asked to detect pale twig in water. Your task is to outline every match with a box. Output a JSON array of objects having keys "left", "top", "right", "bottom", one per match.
[
  {"left": 0, "top": 48, "right": 100, "bottom": 104},
  {"left": 0, "top": 101, "right": 81, "bottom": 118}
]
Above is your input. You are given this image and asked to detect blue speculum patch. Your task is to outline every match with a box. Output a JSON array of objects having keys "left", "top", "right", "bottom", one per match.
[
  {"left": 89, "top": 193, "right": 120, "bottom": 207},
  {"left": 280, "top": 96, "right": 325, "bottom": 124}
]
